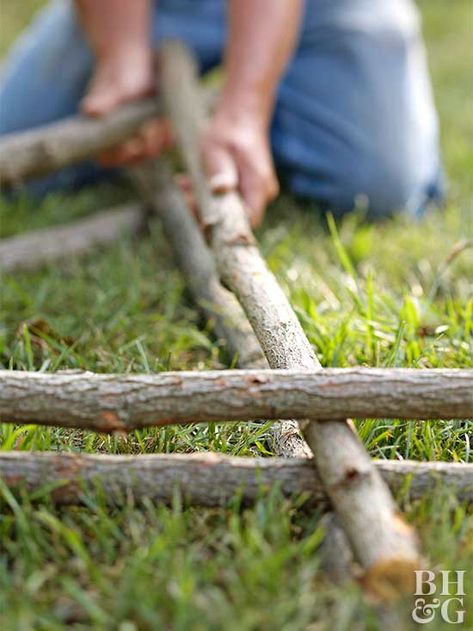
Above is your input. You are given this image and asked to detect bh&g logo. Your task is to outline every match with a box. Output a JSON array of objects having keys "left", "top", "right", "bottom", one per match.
[{"left": 412, "top": 570, "right": 466, "bottom": 625}]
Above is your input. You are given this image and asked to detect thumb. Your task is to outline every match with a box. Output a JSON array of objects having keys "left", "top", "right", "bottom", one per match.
[
  {"left": 80, "top": 70, "right": 126, "bottom": 118},
  {"left": 81, "top": 59, "right": 154, "bottom": 118},
  {"left": 202, "top": 142, "right": 239, "bottom": 194},
  {"left": 81, "top": 87, "right": 122, "bottom": 118}
]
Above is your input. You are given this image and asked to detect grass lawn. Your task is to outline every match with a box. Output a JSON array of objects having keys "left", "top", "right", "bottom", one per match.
[{"left": 1, "top": 1, "right": 472, "bottom": 629}]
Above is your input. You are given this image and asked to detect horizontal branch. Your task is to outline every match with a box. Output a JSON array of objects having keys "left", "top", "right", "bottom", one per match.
[
  {"left": 1, "top": 452, "right": 471, "bottom": 506},
  {"left": 1, "top": 369, "right": 471, "bottom": 431},
  {"left": 0, "top": 90, "right": 216, "bottom": 186},
  {"left": 0, "top": 100, "right": 160, "bottom": 185},
  {"left": 0, "top": 204, "right": 145, "bottom": 272}
]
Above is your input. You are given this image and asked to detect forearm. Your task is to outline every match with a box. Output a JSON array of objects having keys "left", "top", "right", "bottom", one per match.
[
  {"left": 221, "top": 0, "right": 304, "bottom": 126},
  {"left": 75, "top": 0, "right": 151, "bottom": 62},
  {"left": 75, "top": 0, "right": 155, "bottom": 121}
]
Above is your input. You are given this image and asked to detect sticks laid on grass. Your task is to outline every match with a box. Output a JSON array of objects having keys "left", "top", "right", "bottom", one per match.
[
  {"left": 2, "top": 452, "right": 472, "bottom": 506},
  {"left": 133, "top": 160, "right": 311, "bottom": 457},
  {"left": 0, "top": 204, "right": 145, "bottom": 272},
  {"left": 160, "top": 41, "right": 422, "bottom": 592},
  {"left": 1, "top": 369, "right": 471, "bottom": 432},
  {"left": 133, "top": 162, "right": 266, "bottom": 370},
  {"left": 0, "top": 74, "right": 309, "bottom": 456},
  {"left": 1, "top": 39, "right": 467, "bottom": 597},
  {"left": 0, "top": 100, "right": 160, "bottom": 185}
]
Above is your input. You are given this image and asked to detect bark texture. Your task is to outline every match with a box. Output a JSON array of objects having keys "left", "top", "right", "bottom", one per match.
[
  {"left": 1, "top": 452, "right": 471, "bottom": 506},
  {"left": 132, "top": 162, "right": 265, "bottom": 369},
  {"left": 160, "top": 40, "right": 422, "bottom": 594},
  {"left": 132, "top": 160, "right": 311, "bottom": 457},
  {"left": 1, "top": 369, "right": 471, "bottom": 431},
  {"left": 0, "top": 100, "right": 160, "bottom": 185},
  {"left": 0, "top": 205, "right": 145, "bottom": 272}
]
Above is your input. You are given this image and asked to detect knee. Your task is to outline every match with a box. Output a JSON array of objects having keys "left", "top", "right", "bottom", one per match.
[
  {"left": 285, "top": 142, "right": 430, "bottom": 218},
  {"left": 348, "top": 152, "right": 419, "bottom": 217},
  {"left": 285, "top": 157, "right": 417, "bottom": 218}
]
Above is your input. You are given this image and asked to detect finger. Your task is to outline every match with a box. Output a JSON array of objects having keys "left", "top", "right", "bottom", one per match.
[
  {"left": 202, "top": 141, "right": 239, "bottom": 194},
  {"left": 158, "top": 119, "right": 174, "bottom": 152},
  {"left": 96, "top": 117, "right": 170, "bottom": 167},
  {"left": 81, "top": 61, "right": 154, "bottom": 118},
  {"left": 97, "top": 137, "right": 147, "bottom": 168},
  {"left": 183, "top": 188, "right": 199, "bottom": 221},
  {"left": 139, "top": 119, "right": 174, "bottom": 158},
  {"left": 81, "top": 84, "right": 123, "bottom": 118},
  {"left": 238, "top": 171, "right": 266, "bottom": 228},
  {"left": 139, "top": 121, "right": 165, "bottom": 158},
  {"left": 174, "top": 174, "right": 200, "bottom": 222},
  {"left": 239, "top": 164, "right": 279, "bottom": 228},
  {"left": 97, "top": 147, "right": 127, "bottom": 168},
  {"left": 242, "top": 183, "right": 267, "bottom": 228},
  {"left": 175, "top": 173, "right": 193, "bottom": 194}
]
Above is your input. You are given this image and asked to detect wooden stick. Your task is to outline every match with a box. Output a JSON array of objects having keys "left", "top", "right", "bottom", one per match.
[
  {"left": 0, "top": 90, "right": 217, "bottom": 186},
  {"left": 132, "top": 160, "right": 311, "bottom": 457},
  {"left": 0, "top": 100, "right": 160, "bottom": 185},
  {"left": 131, "top": 158, "right": 331, "bottom": 591},
  {"left": 132, "top": 162, "right": 266, "bottom": 370},
  {"left": 0, "top": 81, "right": 309, "bottom": 453},
  {"left": 1, "top": 452, "right": 471, "bottom": 506},
  {"left": 160, "top": 40, "right": 422, "bottom": 595},
  {"left": 1, "top": 368, "right": 471, "bottom": 431},
  {"left": 0, "top": 204, "right": 145, "bottom": 272}
]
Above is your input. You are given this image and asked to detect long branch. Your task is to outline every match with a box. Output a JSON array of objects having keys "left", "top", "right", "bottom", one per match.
[
  {"left": 160, "top": 41, "right": 422, "bottom": 593},
  {"left": 0, "top": 204, "right": 145, "bottom": 272},
  {"left": 1, "top": 369, "right": 471, "bottom": 431},
  {"left": 0, "top": 90, "right": 217, "bottom": 185},
  {"left": 132, "top": 160, "right": 311, "bottom": 457},
  {"left": 132, "top": 162, "right": 266, "bottom": 370},
  {"left": 1, "top": 452, "right": 471, "bottom": 506},
  {"left": 0, "top": 100, "right": 160, "bottom": 185}
]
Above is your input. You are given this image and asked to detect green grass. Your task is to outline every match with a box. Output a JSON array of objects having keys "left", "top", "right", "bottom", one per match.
[{"left": 1, "top": 1, "right": 473, "bottom": 629}]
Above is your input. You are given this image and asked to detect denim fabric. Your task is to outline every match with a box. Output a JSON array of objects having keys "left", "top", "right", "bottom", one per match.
[{"left": 0, "top": 0, "right": 443, "bottom": 214}]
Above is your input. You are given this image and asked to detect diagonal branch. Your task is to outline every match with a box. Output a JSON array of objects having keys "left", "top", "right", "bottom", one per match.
[
  {"left": 0, "top": 100, "right": 160, "bottom": 185},
  {"left": 132, "top": 160, "right": 311, "bottom": 457},
  {"left": 160, "top": 40, "right": 422, "bottom": 596}
]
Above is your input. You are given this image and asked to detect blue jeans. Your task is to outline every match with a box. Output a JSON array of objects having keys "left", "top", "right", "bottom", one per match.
[{"left": 0, "top": 0, "right": 443, "bottom": 216}]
